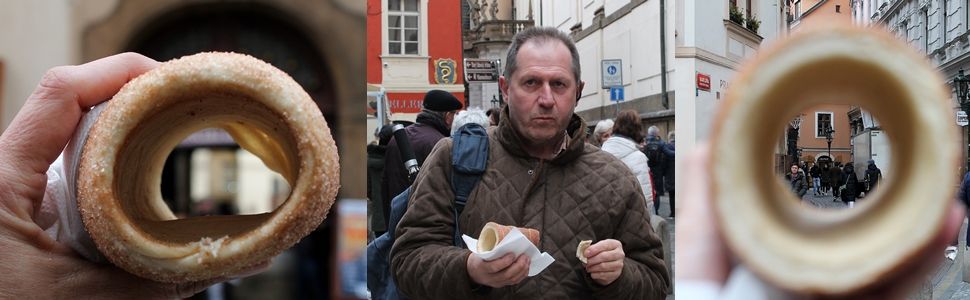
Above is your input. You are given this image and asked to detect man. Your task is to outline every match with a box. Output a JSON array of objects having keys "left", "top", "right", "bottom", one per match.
[
  {"left": 864, "top": 159, "right": 882, "bottom": 195},
  {"left": 381, "top": 90, "right": 462, "bottom": 215},
  {"left": 391, "top": 27, "right": 669, "bottom": 299},
  {"left": 787, "top": 164, "right": 808, "bottom": 199},
  {"left": 809, "top": 162, "right": 822, "bottom": 196},
  {"left": 644, "top": 126, "right": 667, "bottom": 214},
  {"left": 662, "top": 131, "right": 676, "bottom": 217}
]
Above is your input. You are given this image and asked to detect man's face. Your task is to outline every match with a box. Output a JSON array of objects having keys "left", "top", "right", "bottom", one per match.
[
  {"left": 500, "top": 40, "right": 584, "bottom": 146},
  {"left": 791, "top": 165, "right": 799, "bottom": 174}
]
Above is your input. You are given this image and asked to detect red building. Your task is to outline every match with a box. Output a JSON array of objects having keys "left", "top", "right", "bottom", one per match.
[{"left": 367, "top": 0, "right": 465, "bottom": 120}]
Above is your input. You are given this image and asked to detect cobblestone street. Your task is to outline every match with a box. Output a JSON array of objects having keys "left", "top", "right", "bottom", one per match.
[{"left": 798, "top": 187, "right": 970, "bottom": 299}]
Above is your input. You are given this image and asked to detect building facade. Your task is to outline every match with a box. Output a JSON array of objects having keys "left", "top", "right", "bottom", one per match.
[
  {"left": 462, "top": 0, "right": 535, "bottom": 110},
  {"left": 853, "top": 0, "right": 970, "bottom": 173},
  {"left": 785, "top": 0, "right": 855, "bottom": 170},
  {"left": 533, "top": 0, "right": 676, "bottom": 137},
  {"left": 677, "top": 0, "right": 787, "bottom": 183},
  {"left": 367, "top": 0, "right": 466, "bottom": 130}
]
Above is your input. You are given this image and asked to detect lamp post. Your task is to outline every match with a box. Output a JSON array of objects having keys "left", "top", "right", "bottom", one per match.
[
  {"left": 824, "top": 125, "right": 835, "bottom": 163},
  {"left": 490, "top": 94, "right": 499, "bottom": 108},
  {"left": 953, "top": 69, "right": 970, "bottom": 170},
  {"left": 788, "top": 115, "right": 803, "bottom": 168}
]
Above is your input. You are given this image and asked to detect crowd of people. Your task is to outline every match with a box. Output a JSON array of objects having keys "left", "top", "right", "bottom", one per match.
[{"left": 786, "top": 160, "right": 883, "bottom": 206}]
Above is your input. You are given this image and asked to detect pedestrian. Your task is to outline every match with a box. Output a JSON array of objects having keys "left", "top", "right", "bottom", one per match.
[
  {"left": 841, "top": 163, "right": 859, "bottom": 204},
  {"left": 643, "top": 125, "right": 668, "bottom": 214},
  {"left": 663, "top": 131, "right": 676, "bottom": 217},
  {"left": 588, "top": 119, "right": 613, "bottom": 147},
  {"left": 830, "top": 162, "right": 844, "bottom": 200},
  {"left": 953, "top": 171, "right": 970, "bottom": 256},
  {"left": 391, "top": 27, "right": 669, "bottom": 299},
  {"left": 381, "top": 89, "right": 463, "bottom": 214},
  {"left": 485, "top": 107, "right": 501, "bottom": 127},
  {"left": 786, "top": 164, "right": 809, "bottom": 199},
  {"left": 810, "top": 162, "right": 822, "bottom": 196},
  {"left": 865, "top": 159, "right": 882, "bottom": 195},
  {"left": 368, "top": 124, "right": 396, "bottom": 239},
  {"left": 820, "top": 164, "right": 831, "bottom": 195},
  {"left": 601, "top": 110, "right": 655, "bottom": 212}
]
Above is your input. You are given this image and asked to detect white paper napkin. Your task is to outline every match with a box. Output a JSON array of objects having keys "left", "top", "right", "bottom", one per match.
[{"left": 462, "top": 229, "right": 555, "bottom": 276}]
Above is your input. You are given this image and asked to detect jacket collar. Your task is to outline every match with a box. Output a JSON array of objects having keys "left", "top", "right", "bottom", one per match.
[{"left": 496, "top": 105, "right": 588, "bottom": 165}]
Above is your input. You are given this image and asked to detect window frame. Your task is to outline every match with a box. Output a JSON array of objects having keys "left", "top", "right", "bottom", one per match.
[{"left": 386, "top": 0, "right": 421, "bottom": 56}]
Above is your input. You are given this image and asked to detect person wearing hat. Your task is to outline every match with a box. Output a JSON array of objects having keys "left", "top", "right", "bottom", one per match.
[{"left": 381, "top": 89, "right": 463, "bottom": 219}]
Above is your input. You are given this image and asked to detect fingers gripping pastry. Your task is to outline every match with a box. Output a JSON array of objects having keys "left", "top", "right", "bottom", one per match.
[
  {"left": 77, "top": 52, "right": 340, "bottom": 283},
  {"left": 576, "top": 240, "right": 592, "bottom": 264},
  {"left": 477, "top": 222, "right": 540, "bottom": 252},
  {"left": 710, "top": 22, "right": 959, "bottom": 296}
]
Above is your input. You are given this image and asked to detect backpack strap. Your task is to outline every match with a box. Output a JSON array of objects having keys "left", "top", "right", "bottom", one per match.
[{"left": 450, "top": 123, "right": 489, "bottom": 247}]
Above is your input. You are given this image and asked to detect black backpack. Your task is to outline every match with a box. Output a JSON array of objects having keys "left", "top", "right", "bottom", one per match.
[
  {"left": 644, "top": 138, "right": 665, "bottom": 168},
  {"left": 366, "top": 123, "right": 490, "bottom": 300}
]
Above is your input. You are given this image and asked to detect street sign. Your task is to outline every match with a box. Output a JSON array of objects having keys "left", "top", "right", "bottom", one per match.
[
  {"left": 602, "top": 59, "right": 622, "bottom": 88},
  {"left": 464, "top": 58, "right": 501, "bottom": 83},
  {"left": 958, "top": 111, "right": 968, "bottom": 126},
  {"left": 609, "top": 86, "right": 624, "bottom": 102},
  {"left": 696, "top": 73, "right": 711, "bottom": 91}
]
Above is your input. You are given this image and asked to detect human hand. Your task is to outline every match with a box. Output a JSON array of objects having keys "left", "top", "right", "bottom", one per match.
[
  {"left": 676, "top": 144, "right": 966, "bottom": 298},
  {"left": 583, "top": 239, "right": 625, "bottom": 286},
  {"left": 0, "top": 52, "right": 260, "bottom": 298},
  {"left": 466, "top": 252, "right": 530, "bottom": 288}
]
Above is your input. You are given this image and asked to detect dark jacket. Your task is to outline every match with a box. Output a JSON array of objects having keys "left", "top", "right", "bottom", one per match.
[
  {"left": 810, "top": 165, "right": 821, "bottom": 178},
  {"left": 841, "top": 165, "right": 859, "bottom": 202},
  {"left": 865, "top": 163, "right": 882, "bottom": 192},
  {"left": 368, "top": 143, "right": 388, "bottom": 234},
  {"left": 382, "top": 113, "right": 451, "bottom": 208},
  {"left": 787, "top": 171, "right": 808, "bottom": 198},
  {"left": 829, "top": 165, "right": 843, "bottom": 187},
  {"left": 390, "top": 108, "right": 670, "bottom": 299},
  {"left": 662, "top": 141, "right": 675, "bottom": 193},
  {"left": 643, "top": 135, "right": 667, "bottom": 195}
]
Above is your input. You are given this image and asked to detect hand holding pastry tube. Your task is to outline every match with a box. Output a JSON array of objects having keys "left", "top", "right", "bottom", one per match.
[
  {"left": 0, "top": 52, "right": 262, "bottom": 299},
  {"left": 466, "top": 222, "right": 539, "bottom": 288}
]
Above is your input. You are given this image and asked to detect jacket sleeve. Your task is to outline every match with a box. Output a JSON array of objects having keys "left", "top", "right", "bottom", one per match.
[
  {"left": 390, "top": 139, "right": 479, "bottom": 299},
  {"left": 590, "top": 172, "right": 670, "bottom": 299},
  {"left": 638, "top": 155, "right": 655, "bottom": 205}
]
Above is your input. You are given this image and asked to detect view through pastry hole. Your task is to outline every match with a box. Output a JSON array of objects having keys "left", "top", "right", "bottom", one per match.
[
  {"left": 779, "top": 104, "right": 890, "bottom": 211},
  {"left": 160, "top": 127, "right": 290, "bottom": 219}
]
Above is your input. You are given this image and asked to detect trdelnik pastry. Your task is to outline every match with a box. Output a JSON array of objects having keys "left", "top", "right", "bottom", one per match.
[{"left": 76, "top": 52, "right": 340, "bottom": 283}]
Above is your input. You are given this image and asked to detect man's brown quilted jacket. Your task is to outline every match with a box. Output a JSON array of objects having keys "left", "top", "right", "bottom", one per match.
[{"left": 391, "top": 110, "right": 670, "bottom": 299}]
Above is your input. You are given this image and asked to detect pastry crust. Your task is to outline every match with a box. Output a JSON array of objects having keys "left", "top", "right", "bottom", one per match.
[
  {"left": 577, "top": 240, "right": 592, "bottom": 264},
  {"left": 76, "top": 52, "right": 340, "bottom": 283},
  {"left": 710, "top": 20, "right": 959, "bottom": 296},
  {"left": 477, "top": 222, "right": 540, "bottom": 252}
]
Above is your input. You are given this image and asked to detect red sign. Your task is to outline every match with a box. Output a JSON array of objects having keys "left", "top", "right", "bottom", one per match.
[
  {"left": 386, "top": 92, "right": 465, "bottom": 113},
  {"left": 696, "top": 73, "right": 711, "bottom": 91}
]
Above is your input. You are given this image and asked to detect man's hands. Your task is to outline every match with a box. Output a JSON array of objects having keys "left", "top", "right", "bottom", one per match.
[
  {"left": 584, "top": 239, "right": 625, "bottom": 286},
  {"left": 466, "top": 252, "right": 531, "bottom": 288}
]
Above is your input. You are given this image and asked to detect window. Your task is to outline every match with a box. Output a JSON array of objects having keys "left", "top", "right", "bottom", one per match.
[
  {"left": 925, "top": 10, "right": 931, "bottom": 51},
  {"left": 388, "top": 0, "right": 420, "bottom": 55},
  {"left": 816, "top": 112, "right": 833, "bottom": 138},
  {"left": 793, "top": 0, "right": 801, "bottom": 19},
  {"left": 836, "top": 5, "right": 841, "bottom": 13}
]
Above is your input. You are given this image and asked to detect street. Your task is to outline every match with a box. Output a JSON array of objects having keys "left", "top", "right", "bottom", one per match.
[{"left": 798, "top": 188, "right": 970, "bottom": 299}]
